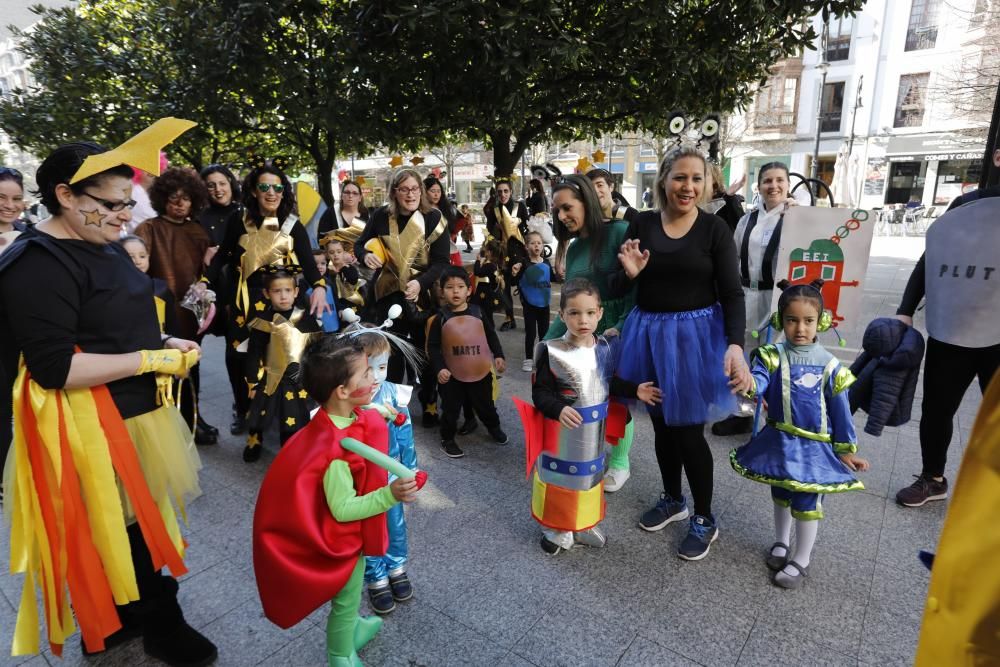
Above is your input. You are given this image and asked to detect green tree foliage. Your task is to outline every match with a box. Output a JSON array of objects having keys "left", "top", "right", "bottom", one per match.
[
  {"left": 1, "top": 0, "right": 863, "bottom": 196},
  {"left": 349, "top": 0, "right": 864, "bottom": 174}
]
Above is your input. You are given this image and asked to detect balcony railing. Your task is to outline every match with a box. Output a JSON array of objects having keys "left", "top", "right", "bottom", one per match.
[
  {"left": 754, "top": 111, "right": 796, "bottom": 129},
  {"left": 905, "top": 26, "right": 938, "bottom": 51},
  {"left": 820, "top": 111, "right": 842, "bottom": 133}
]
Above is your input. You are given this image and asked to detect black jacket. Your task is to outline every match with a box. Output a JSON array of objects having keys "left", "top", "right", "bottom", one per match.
[{"left": 849, "top": 317, "right": 925, "bottom": 436}]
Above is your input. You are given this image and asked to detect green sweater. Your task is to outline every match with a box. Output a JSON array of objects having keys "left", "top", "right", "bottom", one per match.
[
  {"left": 322, "top": 413, "right": 398, "bottom": 522},
  {"left": 546, "top": 220, "right": 634, "bottom": 339}
]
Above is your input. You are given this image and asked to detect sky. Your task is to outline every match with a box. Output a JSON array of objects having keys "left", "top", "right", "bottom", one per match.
[{"left": 1, "top": 0, "right": 73, "bottom": 39}]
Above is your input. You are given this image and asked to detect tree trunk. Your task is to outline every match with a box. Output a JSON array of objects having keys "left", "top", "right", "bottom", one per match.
[
  {"left": 490, "top": 130, "right": 515, "bottom": 177},
  {"left": 314, "top": 154, "right": 335, "bottom": 206},
  {"left": 981, "top": 80, "right": 1000, "bottom": 189}
]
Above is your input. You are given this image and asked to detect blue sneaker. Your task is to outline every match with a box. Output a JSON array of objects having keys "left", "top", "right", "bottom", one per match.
[
  {"left": 678, "top": 514, "right": 719, "bottom": 561},
  {"left": 639, "top": 492, "right": 689, "bottom": 532}
]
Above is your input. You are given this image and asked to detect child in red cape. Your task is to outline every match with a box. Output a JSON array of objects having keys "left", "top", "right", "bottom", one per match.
[{"left": 252, "top": 334, "right": 420, "bottom": 666}]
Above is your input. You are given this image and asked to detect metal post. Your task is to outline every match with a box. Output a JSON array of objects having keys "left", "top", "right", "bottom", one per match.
[
  {"left": 810, "top": 22, "right": 830, "bottom": 191},
  {"left": 847, "top": 74, "right": 864, "bottom": 157},
  {"left": 350, "top": 155, "right": 355, "bottom": 180}
]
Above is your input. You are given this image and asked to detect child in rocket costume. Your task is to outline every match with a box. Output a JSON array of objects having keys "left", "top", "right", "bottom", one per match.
[{"left": 514, "top": 278, "right": 661, "bottom": 554}]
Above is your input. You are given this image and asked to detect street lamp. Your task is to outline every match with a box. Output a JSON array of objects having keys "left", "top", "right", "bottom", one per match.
[{"left": 810, "top": 22, "right": 831, "bottom": 189}]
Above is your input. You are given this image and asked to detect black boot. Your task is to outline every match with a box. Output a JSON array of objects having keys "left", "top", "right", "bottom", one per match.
[
  {"left": 194, "top": 415, "right": 218, "bottom": 445},
  {"left": 140, "top": 577, "right": 218, "bottom": 667},
  {"left": 80, "top": 602, "right": 142, "bottom": 656},
  {"left": 710, "top": 415, "right": 753, "bottom": 436}
]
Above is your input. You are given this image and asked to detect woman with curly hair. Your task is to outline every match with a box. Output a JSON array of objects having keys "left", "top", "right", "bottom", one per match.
[{"left": 135, "top": 167, "right": 218, "bottom": 443}]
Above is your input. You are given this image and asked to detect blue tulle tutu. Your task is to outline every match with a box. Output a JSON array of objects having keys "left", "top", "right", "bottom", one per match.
[{"left": 617, "top": 304, "right": 736, "bottom": 425}]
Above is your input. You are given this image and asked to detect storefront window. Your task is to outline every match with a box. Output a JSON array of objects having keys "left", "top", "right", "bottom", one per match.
[
  {"left": 886, "top": 161, "right": 927, "bottom": 205},
  {"left": 934, "top": 159, "right": 980, "bottom": 205}
]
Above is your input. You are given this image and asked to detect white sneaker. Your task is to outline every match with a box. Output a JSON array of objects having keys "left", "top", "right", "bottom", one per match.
[
  {"left": 603, "top": 468, "right": 630, "bottom": 493},
  {"left": 522, "top": 359, "right": 533, "bottom": 372}
]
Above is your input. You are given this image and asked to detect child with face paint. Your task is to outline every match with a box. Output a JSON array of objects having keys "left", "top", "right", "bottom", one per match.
[
  {"left": 353, "top": 331, "right": 418, "bottom": 615},
  {"left": 252, "top": 335, "right": 421, "bottom": 667},
  {"left": 243, "top": 266, "right": 323, "bottom": 463},
  {"left": 121, "top": 234, "right": 180, "bottom": 337}
]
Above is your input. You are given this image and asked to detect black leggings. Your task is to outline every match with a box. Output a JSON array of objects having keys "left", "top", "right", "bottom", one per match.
[
  {"left": 651, "top": 417, "right": 714, "bottom": 518},
  {"left": 920, "top": 338, "right": 1000, "bottom": 477},
  {"left": 226, "top": 347, "right": 250, "bottom": 416},
  {"left": 522, "top": 302, "right": 550, "bottom": 359}
]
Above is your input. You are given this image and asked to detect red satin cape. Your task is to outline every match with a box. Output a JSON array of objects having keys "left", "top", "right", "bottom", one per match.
[{"left": 252, "top": 407, "right": 388, "bottom": 629}]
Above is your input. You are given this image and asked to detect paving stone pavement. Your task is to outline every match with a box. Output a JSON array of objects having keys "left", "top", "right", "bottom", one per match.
[{"left": 0, "top": 235, "right": 984, "bottom": 666}]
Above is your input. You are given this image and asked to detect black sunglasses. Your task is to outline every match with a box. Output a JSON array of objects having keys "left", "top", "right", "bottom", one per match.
[{"left": 79, "top": 191, "right": 136, "bottom": 212}]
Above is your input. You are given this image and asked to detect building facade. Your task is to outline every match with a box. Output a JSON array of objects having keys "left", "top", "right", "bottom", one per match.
[{"left": 726, "top": 0, "right": 995, "bottom": 210}]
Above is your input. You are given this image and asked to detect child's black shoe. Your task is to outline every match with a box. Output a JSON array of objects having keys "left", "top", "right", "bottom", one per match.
[
  {"left": 457, "top": 418, "right": 479, "bottom": 435},
  {"left": 388, "top": 571, "right": 413, "bottom": 601},
  {"left": 441, "top": 439, "right": 465, "bottom": 458},
  {"left": 368, "top": 586, "right": 396, "bottom": 615}
]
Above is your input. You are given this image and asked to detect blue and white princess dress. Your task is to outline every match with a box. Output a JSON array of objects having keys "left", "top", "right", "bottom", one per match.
[{"left": 730, "top": 342, "right": 862, "bottom": 513}]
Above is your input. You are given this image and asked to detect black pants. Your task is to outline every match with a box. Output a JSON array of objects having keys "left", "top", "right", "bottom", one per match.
[
  {"left": 522, "top": 302, "right": 550, "bottom": 358},
  {"left": 920, "top": 338, "right": 1000, "bottom": 477},
  {"left": 651, "top": 417, "right": 714, "bottom": 518},
  {"left": 226, "top": 347, "right": 250, "bottom": 416},
  {"left": 439, "top": 374, "right": 499, "bottom": 440},
  {"left": 0, "top": 368, "right": 11, "bottom": 475}
]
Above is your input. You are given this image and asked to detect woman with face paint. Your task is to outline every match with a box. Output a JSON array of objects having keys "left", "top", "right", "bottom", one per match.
[
  {"left": 712, "top": 161, "right": 795, "bottom": 437},
  {"left": 483, "top": 176, "right": 529, "bottom": 331},
  {"left": 355, "top": 168, "right": 451, "bottom": 383},
  {"left": 0, "top": 139, "right": 215, "bottom": 663}
]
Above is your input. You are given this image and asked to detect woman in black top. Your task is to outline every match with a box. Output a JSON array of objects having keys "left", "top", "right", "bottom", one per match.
[
  {"left": 484, "top": 177, "right": 529, "bottom": 330},
  {"left": 316, "top": 178, "right": 369, "bottom": 243},
  {"left": 198, "top": 163, "right": 242, "bottom": 247},
  {"left": 527, "top": 178, "right": 548, "bottom": 216},
  {"left": 0, "top": 141, "right": 215, "bottom": 663},
  {"left": 356, "top": 167, "right": 451, "bottom": 383},
  {"left": 614, "top": 146, "right": 751, "bottom": 561}
]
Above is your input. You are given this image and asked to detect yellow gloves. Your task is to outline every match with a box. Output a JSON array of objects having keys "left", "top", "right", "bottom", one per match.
[{"left": 135, "top": 349, "right": 200, "bottom": 377}]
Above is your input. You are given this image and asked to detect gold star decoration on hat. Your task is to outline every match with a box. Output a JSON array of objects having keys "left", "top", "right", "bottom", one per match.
[
  {"left": 255, "top": 301, "right": 266, "bottom": 311},
  {"left": 285, "top": 417, "right": 296, "bottom": 427},
  {"left": 70, "top": 117, "right": 196, "bottom": 184},
  {"left": 410, "top": 156, "right": 425, "bottom": 165},
  {"left": 576, "top": 157, "right": 594, "bottom": 173},
  {"left": 591, "top": 149, "right": 606, "bottom": 163},
  {"left": 235, "top": 315, "right": 245, "bottom": 326},
  {"left": 298, "top": 389, "right": 309, "bottom": 399},
  {"left": 388, "top": 155, "right": 404, "bottom": 168},
  {"left": 284, "top": 390, "right": 295, "bottom": 400},
  {"left": 356, "top": 176, "right": 367, "bottom": 186},
  {"left": 246, "top": 433, "right": 261, "bottom": 446},
  {"left": 81, "top": 208, "right": 104, "bottom": 227}
]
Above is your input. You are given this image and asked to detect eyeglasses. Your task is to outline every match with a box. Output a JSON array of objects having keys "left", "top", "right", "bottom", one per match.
[
  {"left": 79, "top": 191, "right": 136, "bottom": 212},
  {"left": 342, "top": 190, "right": 360, "bottom": 197},
  {"left": 167, "top": 193, "right": 192, "bottom": 203},
  {"left": 395, "top": 186, "right": 421, "bottom": 196},
  {"left": 256, "top": 183, "right": 285, "bottom": 193}
]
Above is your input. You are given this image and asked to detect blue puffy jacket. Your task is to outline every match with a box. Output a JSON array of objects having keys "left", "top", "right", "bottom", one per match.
[{"left": 849, "top": 317, "right": 925, "bottom": 436}]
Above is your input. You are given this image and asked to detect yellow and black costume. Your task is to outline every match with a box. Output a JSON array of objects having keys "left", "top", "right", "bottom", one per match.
[
  {"left": 0, "top": 228, "right": 202, "bottom": 657},
  {"left": 355, "top": 204, "right": 450, "bottom": 382},
  {"left": 244, "top": 305, "right": 322, "bottom": 460}
]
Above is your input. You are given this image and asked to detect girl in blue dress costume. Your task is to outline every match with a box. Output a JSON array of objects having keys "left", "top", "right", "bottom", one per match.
[{"left": 731, "top": 279, "right": 869, "bottom": 589}]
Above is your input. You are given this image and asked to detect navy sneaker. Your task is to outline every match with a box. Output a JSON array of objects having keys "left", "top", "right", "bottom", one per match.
[
  {"left": 638, "top": 492, "right": 689, "bottom": 532},
  {"left": 368, "top": 586, "right": 396, "bottom": 614},
  {"left": 678, "top": 514, "right": 719, "bottom": 561},
  {"left": 388, "top": 571, "right": 413, "bottom": 602}
]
